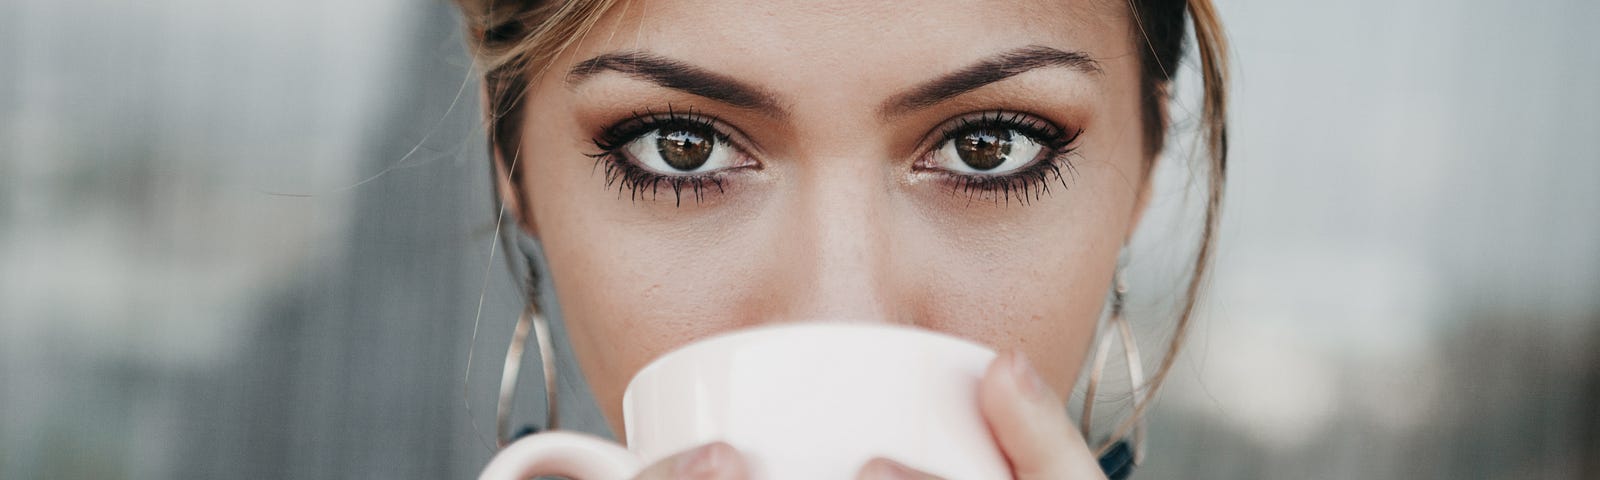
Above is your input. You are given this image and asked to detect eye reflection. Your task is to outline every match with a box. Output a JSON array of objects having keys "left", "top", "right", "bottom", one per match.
[
  {"left": 656, "top": 127, "right": 714, "bottom": 171},
  {"left": 955, "top": 128, "right": 1013, "bottom": 171}
]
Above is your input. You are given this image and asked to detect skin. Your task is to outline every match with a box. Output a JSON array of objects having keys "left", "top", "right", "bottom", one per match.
[{"left": 495, "top": 0, "right": 1154, "bottom": 477}]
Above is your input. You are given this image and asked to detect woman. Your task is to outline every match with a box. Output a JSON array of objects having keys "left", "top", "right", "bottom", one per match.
[{"left": 454, "top": 0, "right": 1228, "bottom": 477}]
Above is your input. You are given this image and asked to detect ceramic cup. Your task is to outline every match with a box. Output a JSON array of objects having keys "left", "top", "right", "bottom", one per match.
[{"left": 477, "top": 323, "right": 1009, "bottom": 480}]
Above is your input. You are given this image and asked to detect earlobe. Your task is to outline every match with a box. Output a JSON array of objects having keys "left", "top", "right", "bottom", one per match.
[{"left": 483, "top": 84, "right": 540, "bottom": 239}]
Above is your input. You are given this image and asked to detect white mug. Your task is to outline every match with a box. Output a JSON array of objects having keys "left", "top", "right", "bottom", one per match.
[{"left": 477, "top": 323, "right": 1010, "bottom": 480}]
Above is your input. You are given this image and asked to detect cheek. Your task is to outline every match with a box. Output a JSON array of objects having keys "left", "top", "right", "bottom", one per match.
[
  {"left": 920, "top": 254, "right": 1110, "bottom": 391},
  {"left": 521, "top": 121, "right": 768, "bottom": 433},
  {"left": 902, "top": 162, "right": 1131, "bottom": 394}
]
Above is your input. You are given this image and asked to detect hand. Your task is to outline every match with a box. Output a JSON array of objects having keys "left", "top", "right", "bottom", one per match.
[
  {"left": 855, "top": 350, "right": 1108, "bottom": 480},
  {"left": 631, "top": 442, "right": 749, "bottom": 480}
]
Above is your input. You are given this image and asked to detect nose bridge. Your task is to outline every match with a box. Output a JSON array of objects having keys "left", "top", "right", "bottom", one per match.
[{"left": 779, "top": 154, "right": 897, "bottom": 324}]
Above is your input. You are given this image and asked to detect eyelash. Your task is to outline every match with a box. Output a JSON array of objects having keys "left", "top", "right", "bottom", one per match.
[
  {"left": 587, "top": 106, "right": 738, "bottom": 206},
  {"left": 922, "top": 111, "right": 1083, "bottom": 206},
  {"left": 586, "top": 108, "right": 1082, "bottom": 206}
]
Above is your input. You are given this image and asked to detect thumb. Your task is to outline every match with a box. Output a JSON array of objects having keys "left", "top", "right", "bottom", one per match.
[{"left": 979, "top": 350, "right": 1106, "bottom": 479}]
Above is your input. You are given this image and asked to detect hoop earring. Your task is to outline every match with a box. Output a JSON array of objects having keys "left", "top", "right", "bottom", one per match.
[
  {"left": 494, "top": 257, "right": 559, "bottom": 447},
  {"left": 1081, "top": 263, "right": 1148, "bottom": 475}
]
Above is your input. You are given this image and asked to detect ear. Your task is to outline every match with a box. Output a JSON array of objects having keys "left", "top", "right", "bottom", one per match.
[{"left": 483, "top": 84, "right": 540, "bottom": 239}]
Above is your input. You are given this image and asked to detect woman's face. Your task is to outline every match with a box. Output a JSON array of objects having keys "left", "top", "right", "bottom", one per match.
[{"left": 506, "top": 0, "right": 1152, "bottom": 436}]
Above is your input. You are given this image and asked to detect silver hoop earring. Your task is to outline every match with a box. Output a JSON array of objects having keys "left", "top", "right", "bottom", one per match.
[
  {"left": 1080, "top": 263, "right": 1148, "bottom": 469},
  {"left": 494, "top": 304, "right": 558, "bottom": 447}
]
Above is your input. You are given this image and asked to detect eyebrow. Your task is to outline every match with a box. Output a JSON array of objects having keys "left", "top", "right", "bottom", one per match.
[
  {"left": 566, "top": 45, "right": 1102, "bottom": 120},
  {"left": 567, "top": 51, "right": 788, "bottom": 117},
  {"left": 880, "top": 45, "right": 1103, "bottom": 117}
]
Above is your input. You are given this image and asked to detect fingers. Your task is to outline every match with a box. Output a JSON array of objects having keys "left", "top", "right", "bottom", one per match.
[
  {"left": 632, "top": 442, "right": 749, "bottom": 480},
  {"left": 854, "top": 458, "right": 944, "bottom": 480},
  {"left": 979, "top": 350, "right": 1107, "bottom": 480}
]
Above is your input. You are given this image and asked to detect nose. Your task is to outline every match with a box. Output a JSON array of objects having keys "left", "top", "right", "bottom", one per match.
[{"left": 766, "top": 155, "right": 905, "bottom": 325}]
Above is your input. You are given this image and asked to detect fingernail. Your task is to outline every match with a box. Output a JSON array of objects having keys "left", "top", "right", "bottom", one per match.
[
  {"left": 677, "top": 442, "right": 730, "bottom": 476},
  {"left": 1010, "top": 351, "right": 1048, "bottom": 401}
]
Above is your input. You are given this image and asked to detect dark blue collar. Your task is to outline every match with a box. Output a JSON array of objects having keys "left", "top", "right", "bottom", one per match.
[{"left": 1097, "top": 440, "right": 1137, "bottom": 479}]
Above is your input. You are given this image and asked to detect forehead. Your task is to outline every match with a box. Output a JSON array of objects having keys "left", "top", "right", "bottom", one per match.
[{"left": 563, "top": 0, "right": 1136, "bottom": 87}]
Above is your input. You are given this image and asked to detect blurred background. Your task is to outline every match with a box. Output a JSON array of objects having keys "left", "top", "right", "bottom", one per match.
[{"left": 1, "top": 0, "right": 1595, "bottom": 478}]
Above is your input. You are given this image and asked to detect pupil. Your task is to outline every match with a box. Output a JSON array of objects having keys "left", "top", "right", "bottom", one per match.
[
  {"left": 657, "top": 127, "right": 714, "bottom": 171},
  {"left": 955, "top": 129, "right": 1012, "bottom": 171}
]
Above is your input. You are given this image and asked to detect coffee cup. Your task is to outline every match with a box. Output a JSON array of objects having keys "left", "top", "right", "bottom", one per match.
[{"left": 478, "top": 323, "right": 1009, "bottom": 479}]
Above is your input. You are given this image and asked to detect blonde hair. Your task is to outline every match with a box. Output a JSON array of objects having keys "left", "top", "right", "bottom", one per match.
[{"left": 455, "top": 0, "right": 1229, "bottom": 452}]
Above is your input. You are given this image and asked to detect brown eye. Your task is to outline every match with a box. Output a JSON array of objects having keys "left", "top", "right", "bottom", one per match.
[
  {"left": 955, "top": 128, "right": 1013, "bottom": 171},
  {"left": 931, "top": 126, "right": 1045, "bottom": 175},
  {"left": 657, "top": 127, "right": 714, "bottom": 171},
  {"left": 619, "top": 122, "right": 746, "bottom": 175}
]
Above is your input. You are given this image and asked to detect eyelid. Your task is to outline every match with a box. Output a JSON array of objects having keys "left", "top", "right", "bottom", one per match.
[
  {"left": 587, "top": 108, "right": 762, "bottom": 206},
  {"left": 593, "top": 107, "right": 766, "bottom": 163},
  {"left": 913, "top": 110, "right": 1079, "bottom": 162}
]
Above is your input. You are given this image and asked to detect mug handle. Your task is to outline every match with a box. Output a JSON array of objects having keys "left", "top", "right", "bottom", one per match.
[{"left": 478, "top": 431, "right": 644, "bottom": 480}]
